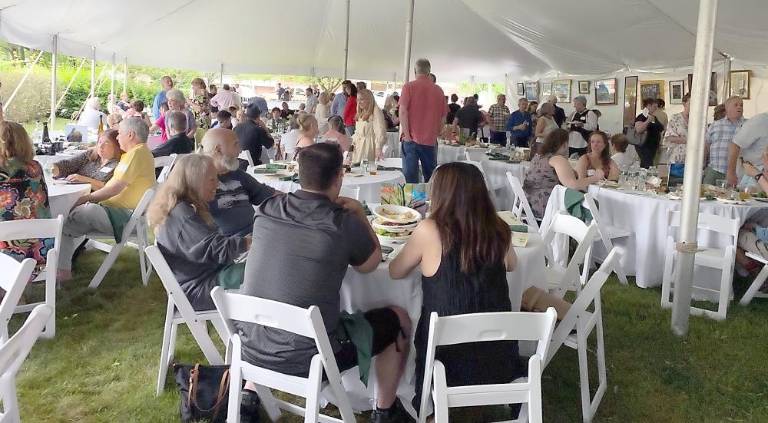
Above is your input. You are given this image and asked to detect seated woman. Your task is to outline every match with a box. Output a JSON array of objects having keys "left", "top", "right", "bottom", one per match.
[
  {"left": 350, "top": 89, "right": 386, "bottom": 163},
  {"left": 738, "top": 152, "right": 768, "bottom": 275},
  {"left": 610, "top": 133, "right": 639, "bottom": 172},
  {"left": 576, "top": 131, "right": 620, "bottom": 181},
  {"left": 294, "top": 113, "right": 318, "bottom": 154},
  {"left": 323, "top": 115, "right": 352, "bottom": 152},
  {"left": 147, "top": 154, "right": 250, "bottom": 311},
  {"left": 0, "top": 121, "right": 53, "bottom": 273},
  {"left": 52, "top": 129, "right": 121, "bottom": 190},
  {"left": 523, "top": 128, "right": 605, "bottom": 219}
]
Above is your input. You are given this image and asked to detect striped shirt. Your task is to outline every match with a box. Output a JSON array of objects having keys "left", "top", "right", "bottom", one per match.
[{"left": 705, "top": 116, "right": 745, "bottom": 173}]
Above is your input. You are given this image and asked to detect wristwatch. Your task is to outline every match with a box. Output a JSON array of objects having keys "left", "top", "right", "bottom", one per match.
[{"left": 755, "top": 173, "right": 764, "bottom": 182}]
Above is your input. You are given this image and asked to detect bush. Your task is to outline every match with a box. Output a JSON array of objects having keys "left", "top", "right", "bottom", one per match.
[{"left": 0, "top": 67, "right": 60, "bottom": 123}]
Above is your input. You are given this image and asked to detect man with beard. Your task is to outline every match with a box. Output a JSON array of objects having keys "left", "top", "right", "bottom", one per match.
[{"left": 202, "top": 128, "right": 279, "bottom": 236}]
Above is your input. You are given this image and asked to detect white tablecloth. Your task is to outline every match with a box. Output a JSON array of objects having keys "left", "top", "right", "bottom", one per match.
[
  {"left": 34, "top": 155, "right": 92, "bottom": 218},
  {"left": 249, "top": 169, "right": 404, "bottom": 203},
  {"left": 483, "top": 160, "right": 529, "bottom": 211},
  {"left": 437, "top": 145, "right": 488, "bottom": 165}
]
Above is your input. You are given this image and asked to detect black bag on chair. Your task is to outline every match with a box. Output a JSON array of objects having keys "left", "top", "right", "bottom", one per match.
[{"left": 174, "top": 363, "right": 230, "bottom": 423}]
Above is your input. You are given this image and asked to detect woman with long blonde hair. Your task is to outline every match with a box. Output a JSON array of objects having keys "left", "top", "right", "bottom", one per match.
[
  {"left": 350, "top": 88, "right": 386, "bottom": 163},
  {"left": 148, "top": 154, "right": 250, "bottom": 310}
]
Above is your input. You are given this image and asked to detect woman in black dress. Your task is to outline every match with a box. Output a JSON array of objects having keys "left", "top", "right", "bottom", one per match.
[{"left": 389, "top": 162, "right": 524, "bottom": 416}]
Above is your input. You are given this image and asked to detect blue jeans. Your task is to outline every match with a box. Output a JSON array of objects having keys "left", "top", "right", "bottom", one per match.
[
  {"left": 490, "top": 130, "right": 507, "bottom": 146},
  {"left": 402, "top": 141, "right": 436, "bottom": 183}
]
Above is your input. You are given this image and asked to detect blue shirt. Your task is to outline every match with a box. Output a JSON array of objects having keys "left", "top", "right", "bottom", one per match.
[
  {"left": 331, "top": 94, "right": 347, "bottom": 117},
  {"left": 506, "top": 111, "right": 532, "bottom": 139},
  {"left": 151, "top": 90, "right": 167, "bottom": 121},
  {"left": 209, "top": 169, "right": 276, "bottom": 236}
]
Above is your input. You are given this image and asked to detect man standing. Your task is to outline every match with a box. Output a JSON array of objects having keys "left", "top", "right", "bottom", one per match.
[
  {"left": 202, "top": 128, "right": 277, "bottom": 237},
  {"left": 151, "top": 76, "right": 173, "bottom": 121},
  {"left": 704, "top": 96, "right": 744, "bottom": 185},
  {"left": 454, "top": 97, "right": 484, "bottom": 138},
  {"left": 547, "top": 95, "right": 566, "bottom": 127},
  {"left": 234, "top": 103, "right": 275, "bottom": 166},
  {"left": 151, "top": 111, "right": 194, "bottom": 157},
  {"left": 567, "top": 95, "right": 599, "bottom": 157},
  {"left": 331, "top": 80, "right": 351, "bottom": 117},
  {"left": 487, "top": 94, "right": 510, "bottom": 146},
  {"left": 505, "top": 98, "right": 531, "bottom": 147},
  {"left": 305, "top": 87, "right": 318, "bottom": 114},
  {"left": 399, "top": 58, "right": 446, "bottom": 183},
  {"left": 209, "top": 84, "right": 239, "bottom": 111}
]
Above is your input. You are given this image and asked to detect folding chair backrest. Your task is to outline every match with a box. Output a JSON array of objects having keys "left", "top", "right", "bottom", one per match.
[
  {"left": 238, "top": 150, "right": 255, "bottom": 167},
  {"left": 583, "top": 193, "right": 603, "bottom": 228},
  {"left": 542, "top": 212, "right": 598, "bottom": 286},
  {"left": 506, "top": 171, "right": 539, "bottom": 231},
  {"left": 668, "top": 211, "right": 740, "bottom": 240},
  {"left": 155, "top": 154, "right": 177, "bottom": 183},
  {"left": 0, "top": 216, "right": 63, "bottom": 253},
  {"left": 123, "top": 187, "right": 156, "bottom": 240},
  {"left": 0, "top": 305, "right": 51, "bottom": 382},
  {"left": 0, "top": 255, "right": 36, "bottom": 342},
  {"left": 144, "top": 245, "right": 201, "bottom": 321}
]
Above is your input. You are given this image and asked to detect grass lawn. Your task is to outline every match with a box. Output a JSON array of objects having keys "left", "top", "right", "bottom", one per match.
[{"left": 13, "top": 247, "right": 768, "bottom": 422}]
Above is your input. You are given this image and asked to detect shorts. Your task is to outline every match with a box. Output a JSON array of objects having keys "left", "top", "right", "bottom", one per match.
[{"left": 333, "top": 307, "right": 402, "bottom": 375}]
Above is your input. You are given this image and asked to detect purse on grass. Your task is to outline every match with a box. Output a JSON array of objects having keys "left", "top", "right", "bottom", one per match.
[{"left": 173, "top": 363, "right": 230, "bottom": 423}]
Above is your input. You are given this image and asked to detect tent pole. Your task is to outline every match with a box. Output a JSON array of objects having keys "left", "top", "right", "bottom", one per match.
[
  {"left": 50, "top": 35, "right": 58, "bottom": 126},
  {"left": 402, "top": 0, "right": 415, "bottom": 84},
  {"left": 90, "top": 46, "right": 96, "bottom": 97},
  {"left": 220, "top": 63, "right": 224, "bottom": 86},
  {"left": 3, "top": 50, "right": 44, "bottom": 113},
  {"left": 55, "top": 58, "right": 86, "bottom": 111},
  {"left": 721, "top": 54, "right": 731, "bottom": 101},
  {"left": 343, "top": 0, "right": 350, "bottom": 79},
  {"left": 123, "top": 58, "right": 128, "bottom": 94},
  {"left": 671, "top": 0, "right": 718, "bottom": 336},
  {"left": 110, "top": 53, "right": 116, "bottom": 102}
]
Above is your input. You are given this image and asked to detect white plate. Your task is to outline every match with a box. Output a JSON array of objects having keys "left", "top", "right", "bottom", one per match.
[
  {"left": 371, "top": 217, "right": 418, "bottom": 233},
  {"left": 373, "top": 205, "right": 421, "bottom": 224}
]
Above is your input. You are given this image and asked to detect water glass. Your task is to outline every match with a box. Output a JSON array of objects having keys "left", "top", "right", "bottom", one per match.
[{"left": 361, "top": 159, "right": 369, "bottom": 174}]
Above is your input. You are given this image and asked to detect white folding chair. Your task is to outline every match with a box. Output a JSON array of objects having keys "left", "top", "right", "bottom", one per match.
[
  {"left": 238, "top": 150, "right": 255, "bottom": 167},
  {"left": 0, "top": 216, "right": 63, "bottom": 338},
  {"left": 88, "top": 187, "right": 155, "bottom": 289},
  {"left": 210, "top": 287, "right": 356, "bottom": 423},
  {"left": 339, "top": 185, "right": 361, "bottom": 201},
  {"left": 739, "top": 252, "right": 768, "bottom": 306},
  {"left": 418, "top": 308, "right": 557, "bottom": 423},
  {"left": 540, "top": 212, "right": 598, "bottom": 296},
  {"left": 154, "top": 153, "right": 177, "bottom": 183},
  {"left": 545, "top": 249, "right": 620, "bottom": 423},
  {"left": 0, "top": 256, "right": 36, "bottom": 343},
  {"left": 0, "top": 305, "right": 52, "bottom": 423},
  {"left": 505, "top": 171, "right": 539, "bottom": 232},
  {"left": 583, "top": 193, "right": 630, "bottom": 284},
  {"left": 661, "top": 211, "right": 738, "bottom": 320},
  {"left": 462, "top": 156, "right": 502, "bottom": 207},
  {"left": 144, "top": 245, "right": 226, "bottom": 396}
]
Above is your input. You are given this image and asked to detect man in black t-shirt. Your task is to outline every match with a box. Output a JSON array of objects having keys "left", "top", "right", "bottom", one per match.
[
  {"left": 234, "top": 103, "right": 275, "bottom": 166},
  {"left": 446, "top": 93, "right": 461, "bottom": 124},
  {"left": 634, "top": 98, "right": 665, "bottom": 168}
]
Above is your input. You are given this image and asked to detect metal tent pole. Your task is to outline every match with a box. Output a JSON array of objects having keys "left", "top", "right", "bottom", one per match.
[
  {"left": 55, "top": 58, "right": 86, "bottom": 111},
  {"left": 49, "top": 35, "right": 58, "bottom": 125},
  {"left": 402, "top": 0, "right": 415, "bottom": 84},
  {"left": 671, "top": 0, "right": 719, "bottom": 336},
  {"left": 220, "top": 63, "right": 224, "bottom": 86},
  {"left": 90, "top": 46, "right": 96, "bottom": 97},
  {"left": 3, "top": 50, "right": 45, "bottom": 113},
  {"left": 343, "top": 0, "right": 350, "bottom": 79},
  {"left": 110, "top": 53, "right": 116, "bottom": 101},
  {"left": 123, "top": 57, "right": 128, "bottom": 94}
]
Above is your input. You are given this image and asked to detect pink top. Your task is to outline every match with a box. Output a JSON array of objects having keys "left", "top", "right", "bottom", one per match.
[
  {"left": 155, "top": 115, "right": 168, "bottom": 142},
  {"left": 399, "top": 74, "right": 447, "bottom": 146}
]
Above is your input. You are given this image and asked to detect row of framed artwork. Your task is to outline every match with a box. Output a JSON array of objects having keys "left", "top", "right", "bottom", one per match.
[{"left": 515, "top": 70, "right": 752, "bottom": 106}]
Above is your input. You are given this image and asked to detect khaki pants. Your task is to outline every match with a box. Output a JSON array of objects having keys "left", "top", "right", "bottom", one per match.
[
  {"left": 521, "top": 286, "right": 572, "bottom": 320},
  {"left": 60, "top": 203, "right": 114, "bottom": 270}
]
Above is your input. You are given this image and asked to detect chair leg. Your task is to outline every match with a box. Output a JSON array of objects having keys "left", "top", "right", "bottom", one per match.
[
  {"left": 186, "top": 320, "right": 224, "bottom": 365},
  {"left": 210, "top": 317, "right": 229, "bottom": 345},
  {"left": 740, "top": 264, "right": 768, "bottom": 305},
  {"left": 304, "top": 362, "right": 323, "bottom": 423},
  {"left": 716, "top": 256, "right": 735, "bottom": 320},
  {"left": 156, "top": 301, "right": 175, "bottom": 396},
  {"left": 252, "top": 384, "right": 282, "bottom": 421},
  {"left": 433, "top": 362, "right": 449, "bottom": 423},
  {"left": 227, "top": 357, "right": 243, "bottom": 423},
  {"left": 592, "top": 310, "right": 608, "bottom": 420},
  {"left": 88, "top": 243, "right": 124, "bottom": 289},
  {"left": 42, "top": 271, "right": 56, "bottom": 339},
  {"left": 661, "top": 252, "right": 676, "bottom": 309},
  {"left": 137, "top": 227, "right": 152, "bottom": 285},
  {"left": 1, "top": 377, "right": 20, "bottom": 423},
  {"left": 576, "top": 325, "right": 593, "bottom": 423}
]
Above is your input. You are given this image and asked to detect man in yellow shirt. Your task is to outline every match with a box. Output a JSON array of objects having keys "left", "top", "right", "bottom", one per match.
[{"left": 58, "top": 117, "right": 155, "bottom": 280}]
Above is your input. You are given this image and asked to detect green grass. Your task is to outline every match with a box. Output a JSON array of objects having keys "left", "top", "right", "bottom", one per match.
[{"left": 13, "top": 248, "right": 768, "bottom": 422}]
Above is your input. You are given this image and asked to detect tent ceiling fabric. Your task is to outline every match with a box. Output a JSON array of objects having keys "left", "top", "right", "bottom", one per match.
[{"left": 1, "top": 0, "right": 767, "bottom": 81}]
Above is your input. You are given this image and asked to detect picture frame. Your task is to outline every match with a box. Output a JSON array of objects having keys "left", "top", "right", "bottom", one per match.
[
  {"left": 540, "top": 81, "right": 553, "bottom": 99},
  {"left": 669, "top": 80, "right": 685, "bottom": 104},
  {"left": 525, "top": 81, "right": 539, "bottom": 102},
  {"left": 578, "top": 80, "right": 590, "bottom": 94},
  {"left": 516, "top": 82, "right": 525, "bottom": 97},
  {"left": 623, "top": 76, "right": 638, "bottom": 128},
  {"left": 594, "top": 78, "right": 617, "bottom": 105},
  {"left": 730, "top": 70, "right": 751, "bottom": 99},
  {"left": 687, "top": 72, "right": 718, "bottom": 106},
  {"left": 552, "top": 79, "right": 572, "bottom": 103},
  {"left": 639, "top": 80, "right": 665, "bottom": 101}
]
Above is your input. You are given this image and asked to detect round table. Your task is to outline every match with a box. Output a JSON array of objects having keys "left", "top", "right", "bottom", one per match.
[{"left": 249, "top": 169, "right": 404, "bottom": 203}]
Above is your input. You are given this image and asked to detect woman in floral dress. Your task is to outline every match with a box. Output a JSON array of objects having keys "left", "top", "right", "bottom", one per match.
[
  {"left": 0, "top": 121, "right": 52, "bottom": 272},
  {"left": 189, "top": 78, "right": 212, "bottom": 144}
]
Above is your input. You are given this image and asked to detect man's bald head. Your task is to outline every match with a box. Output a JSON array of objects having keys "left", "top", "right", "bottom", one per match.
[{"left": 201, "top": 128, "right": 242, "bottom": 172}]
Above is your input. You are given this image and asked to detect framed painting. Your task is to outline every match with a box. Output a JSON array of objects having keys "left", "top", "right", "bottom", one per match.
[
  {"left": 730, "top": 70, "right": 751, "bottom": 99},
  {"left": 540, "top": 81, "right": 552, "bottom": 99},
  {"left": 639, "top": 80, "right": 665, "bottom": 101},
  {"left": 594, "top": 78, "right": 617, "bottom": 105},
  {"left": 578, "top": 80, "right": 590, "bottom": 94},
  {"left": 688, "top": 72, "right": 718, "bottom": 106},
  {"left": 552, "top": 79, "right": 572, "bottom": 103},
  {"left": 623, "top": 76, "right": 638, "bottom": 128},
  {"left": 669, "top": 80, "right": 685, "bottom": 104},
  {"left": 525, "top": 81, "right": 539, "bottom": 102},
  {"left": 516, "top": 82, "right": 525, "bottom": 96}
]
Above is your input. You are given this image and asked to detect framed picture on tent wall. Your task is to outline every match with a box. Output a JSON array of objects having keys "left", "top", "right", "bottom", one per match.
[
  {"left": 687, "top": 72, "right": 718, "bottom": 106},
  {"left": 578, "top": 80, "right": 590, "bottom": 94},
  {"left": 623, "top": 76, "right": 638, "bottom": 128},
  {"left": 595, "top": 78, "right": 617, "bottom": 105},
  {"left": 525, "top": 81, "right": 539, "bottom": 101},
  {"left": 553, "top": 79, "right": 572, "bottom": 103},
  {"left": 516, "top": 83, "right": 525, "bottom": 96},
  {"left": 730, "top": 70, "right": 751, "bottom": 99},
  {"left": 639, "top": 80, "right": 665, "bottom": 101},
  {"left": 540, "top": 81, "right": 553, "bottom": 99},
  {"left": 669, "top": 80, "right": 685, "bottom": 104}
]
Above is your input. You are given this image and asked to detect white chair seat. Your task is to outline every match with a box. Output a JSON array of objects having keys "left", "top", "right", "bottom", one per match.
[
  {"left": 740, "top": 251, "right": 768, "bottom": 306},
  {"left": 695, "top": 247, "right": 728, "bottom": 268}
]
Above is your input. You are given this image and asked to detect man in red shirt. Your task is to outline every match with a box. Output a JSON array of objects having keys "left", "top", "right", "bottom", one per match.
[{"left": 399, "top": 58, "right": 447, "bottom": 182}]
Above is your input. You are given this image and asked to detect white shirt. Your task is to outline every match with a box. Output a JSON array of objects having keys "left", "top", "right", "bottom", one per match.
[
  {"left": 281, "top": 129, "right": 300, "bottom": 157},
  {"left": 305, "top": 94, "right": 319, "bottom": 114},
  {"left": 733, "top": 112, "right": 768, "bottom": 173},
  {"left": 567, "top": 110, "right": 598, "bottom": 149},
  {"left": 315, "top": 103, "right": 330, "bottom": 134},
  {"left": 77, "top": 108, "right": 105, "bottom": 130},
  {"left": 612, "top": 146, "right": 639, "bottom": 172},
  {"left": 209, "top": 90, "right": 238, "bottom": 110}
]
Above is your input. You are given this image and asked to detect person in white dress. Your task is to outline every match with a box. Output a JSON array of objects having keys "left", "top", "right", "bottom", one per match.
[
  {"left": 77, "top": 97, "right": 107, "bottom": 130},
  {"left": 350, "top": 89, "right": 386, "bottom": 163},
  {"left": 610, "top": 133, "right": 639, "bottom": 171},
  {"left": 314, "top": 92, "right": 331, "bottom": 134},
  {"left": 534, "top": 102, "right": 558, "bottom": 154}
]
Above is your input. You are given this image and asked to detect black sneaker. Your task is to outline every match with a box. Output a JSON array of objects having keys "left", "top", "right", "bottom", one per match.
[
  {"left": 240, "top": 389, "right": 261, "bottom": 423},
  {"left": 71, "top": 238, "right": 89, "bottom": 265},
  {"left": 369, "top": 398, "right": 414, "bottom": 423}
]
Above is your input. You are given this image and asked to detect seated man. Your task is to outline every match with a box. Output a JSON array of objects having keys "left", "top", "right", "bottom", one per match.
[
  {"left": 58, "top": 117, "right": 155, "bottom": 280},
  {"left": 234, "top": 103, "right": 275, "bottom": 166},
  {"left": 201, "top": 128, "right": 278, "bottom": 236},
  {"left": 151, "top": 110, "right": 194, "bottom": 158},
  {"left": 238, "top": 143, "right": 413, "bottom": 422},
  {"left": 211, "top": 109, "right": 233, "bottom": 130}
]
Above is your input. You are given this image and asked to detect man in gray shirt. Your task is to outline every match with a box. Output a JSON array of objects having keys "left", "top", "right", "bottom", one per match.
[{"left": 238, "top": 143, "right": 413, "bottom": 422}]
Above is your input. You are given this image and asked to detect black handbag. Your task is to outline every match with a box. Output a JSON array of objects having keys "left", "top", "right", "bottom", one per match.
[{"left": 173, "top": 363, "right": 230, "bottom": 423}]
